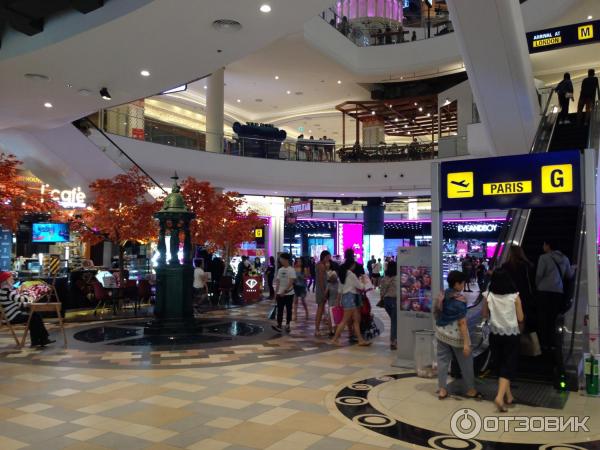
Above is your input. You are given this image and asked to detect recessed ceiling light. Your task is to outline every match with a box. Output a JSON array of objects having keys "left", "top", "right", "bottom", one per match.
[
  {"left": 24, "top": 73, "right": 49, "bottom": 81},
  {"left": 341, "top": 193, "right": 345, "bottom": 196},
  {"left": 414, "top": 102, "right": 418, "bottom": 106},
  {"left": 286, "top": 90, "right": 291, "bottom": 94},
  {"left": 260, "top": 4, "right": 272, "bottom": 13},
  {"left": 394, "top": 118, "right": 399, "bottom": 122},
  {"left": 274, "top": 191, "right": 278, "bottom": 194},
  {"left": 427, "top": 113, "right": 431, "bottom": 117},
  {"left": 418, "top": 107, "right": 423, "bottom": 112},
  {"left": 407, "top": 131, "right": 411, "bottom": 135},
  {"left": 371, "top": 111, "right": 375, "bottom": 115},
  {"left": 203, "top": 85, "right": 207, "bottom": 89},
  {"left": 274, "top": 75, "right": 279, "bottom": 80},
  {"left": 78, "top": 89, "right": 91, "bottom": 96},
  {"left": 308, "top": 129, "right": 312, "bottom": 133},
  {"left": 140, "top": 70, "right": 151, "bottom": 77},
  {"left": 337, "top": 80, "right": 342, "bottom": 84},
  {"left": 236, "top": 99, "right": 241, "bottom": 103},
  {"left": 43, "top": 102, "right": 53, "bottom": 108},
  {"left": 404, "top": 124, "right": 408, "bottom": 128},
  {"left": 212, "top": 19, "right": 242, "bottom": 32},
  {"left": 398, "top": 192, "right": 403, "bottom": 195},
  {"left": 588, "top": 15, "right": 593, "bottom": 20}
]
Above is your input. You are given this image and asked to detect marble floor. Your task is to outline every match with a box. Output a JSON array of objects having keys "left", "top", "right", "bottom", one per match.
[{"left": 0, "top": 294, "right": 598, "bottom": 450}]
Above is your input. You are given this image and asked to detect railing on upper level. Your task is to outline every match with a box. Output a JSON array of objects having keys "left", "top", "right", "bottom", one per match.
[
  {"left": 91, "top": 109, "right": 439, "bottom": 164},
  {"left": 320, "top": 4, "right": 453, "bottom": 48}
]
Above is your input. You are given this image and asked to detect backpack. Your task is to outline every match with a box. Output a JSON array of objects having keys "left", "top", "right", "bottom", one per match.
[{"left": 550, "top": 255, "right": 575, "bottom": 314}]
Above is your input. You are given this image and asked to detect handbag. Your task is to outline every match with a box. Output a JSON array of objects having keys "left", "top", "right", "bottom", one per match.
[
  {"left": 331, "top": 305, "right": 344, "bottom": 325},
  {"left": 268, "top": 304, "right": 277, "bottom": 320},
  {"left": 520, "top": 331, "right": 542, "bottom": 357}
]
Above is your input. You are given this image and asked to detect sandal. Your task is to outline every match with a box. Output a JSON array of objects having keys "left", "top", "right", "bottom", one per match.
[
  {"left": 466, "top": 391, "right": 484, "bottom": 401},
  {"left": 494, "top": 399, "right": 508, "bottom": 413},
  {"left": 438, "top": 389, "right": 449, "bottom": 400}
]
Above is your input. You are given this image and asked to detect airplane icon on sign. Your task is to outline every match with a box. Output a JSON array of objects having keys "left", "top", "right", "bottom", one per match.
[{"left": 450, "top": 180, "right": 470, "bottom": 191}]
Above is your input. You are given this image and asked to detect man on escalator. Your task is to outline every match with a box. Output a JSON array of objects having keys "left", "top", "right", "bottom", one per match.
[
  {"left": 577, "top": 68, "right": 600, "bottom": 126},
  {"left": 535, "top": 239, "right": 575, "bottom": 351}
]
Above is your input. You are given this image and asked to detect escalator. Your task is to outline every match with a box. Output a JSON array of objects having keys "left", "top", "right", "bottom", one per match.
[{"left": 511, "top": 112, "right": 588, "bottom": 387}]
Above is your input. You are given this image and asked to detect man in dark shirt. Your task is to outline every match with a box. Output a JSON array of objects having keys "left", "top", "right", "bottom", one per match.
[{"left": 577, "top": 68, "right": 600, "bottom": 125}]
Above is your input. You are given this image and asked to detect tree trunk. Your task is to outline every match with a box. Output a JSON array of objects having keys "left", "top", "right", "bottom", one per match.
[{"left": 118, "top": 244, "right": 125, "bottom": 288}]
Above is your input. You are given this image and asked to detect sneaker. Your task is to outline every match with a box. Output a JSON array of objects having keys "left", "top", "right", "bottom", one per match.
[
  {"left": 285, "top": 325, "right": 291, "bottom": 333},
  {"left": 272, "top": 325, "right": 282, "bottom": 333}
]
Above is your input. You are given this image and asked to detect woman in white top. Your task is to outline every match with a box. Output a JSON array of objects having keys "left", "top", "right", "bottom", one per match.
[
  {"left": 482, "top": 268, "right": 525, "bottom": 412},
  {"left": 193, "top": 259, "right": 208, "bottom": 300},
  {"left": 331, "top": 259, "right": 371, "bottom": 346}
]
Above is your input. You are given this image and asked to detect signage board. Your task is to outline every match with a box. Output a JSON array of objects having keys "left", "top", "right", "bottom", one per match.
[
  {"left": 527, "top": 20, "right": 600, "bottom": 53},
  {"left": 440, "top": 151, "right": 581, "bottom": 211},
  {"left": 0, "top": 229, "right": 12, "bottom": 271},
  {"left": 286, "top": 200, "right": 313, "bottom": 217}
]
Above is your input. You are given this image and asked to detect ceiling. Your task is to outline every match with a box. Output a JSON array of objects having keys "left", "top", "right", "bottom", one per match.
[{"left": 0, "top": 0, "right": 332, "bottom": 130}]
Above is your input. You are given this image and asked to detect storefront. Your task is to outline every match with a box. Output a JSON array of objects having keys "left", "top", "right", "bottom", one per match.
[{"left": 284, "top": 220, "right": 337, "bottom": 259}]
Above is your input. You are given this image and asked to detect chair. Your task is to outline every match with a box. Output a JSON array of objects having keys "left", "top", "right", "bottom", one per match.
[
  {"left": 0, "top": 304, "right": 21, "bottom": 347},
  {"left": 92, "top": 281, "right": 111, "bottom": 316},
  {"left": 218, "top": 276, "right": 234, "bottom": 307}
]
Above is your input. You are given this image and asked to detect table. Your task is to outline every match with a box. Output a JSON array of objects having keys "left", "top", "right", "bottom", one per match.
[{"left": 20, "top": 302, "right": 67, "bottom": 348}]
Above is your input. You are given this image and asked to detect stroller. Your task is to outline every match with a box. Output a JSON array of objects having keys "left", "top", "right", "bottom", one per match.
[{"left": 359, "top": 294, "right": 381, "bottom": 340}]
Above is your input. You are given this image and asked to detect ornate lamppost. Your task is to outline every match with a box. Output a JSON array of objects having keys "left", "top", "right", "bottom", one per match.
[{"left": 153, "top": 173, "right": 195, "bottom": 319}]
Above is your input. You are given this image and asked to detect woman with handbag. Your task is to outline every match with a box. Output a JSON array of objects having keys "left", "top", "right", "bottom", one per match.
[
  {"left": 482, "top": 268, "right": 525, "bottom": 412},
  {"left": 379, "top": 261, "right": 398, "bottom": 350},
  {"left": 501, "top": 246, "right": 535, "bottom": 332},
  {"left": 330, "top": 259, "right": 371, "bottom": 347}
]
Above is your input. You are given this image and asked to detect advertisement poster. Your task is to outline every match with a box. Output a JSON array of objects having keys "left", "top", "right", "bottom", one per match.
[
  {"left": 338, "top": 223, "right": 363, "bottom": 264},
  {"left": 396, "top": 246, "right": 432, "bottom": 318},
  {"left": 32, "top": 223, "right": 70, "bottom": 243}
]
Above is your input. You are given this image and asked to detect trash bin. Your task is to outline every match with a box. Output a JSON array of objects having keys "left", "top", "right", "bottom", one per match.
[{"left": 414, "top": 329, "right": 437, "bottom": 378}]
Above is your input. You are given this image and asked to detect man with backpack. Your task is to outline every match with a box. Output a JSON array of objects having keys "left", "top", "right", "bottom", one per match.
[{"left": 535, "top": 239, "right": 575, "bottom": 350}]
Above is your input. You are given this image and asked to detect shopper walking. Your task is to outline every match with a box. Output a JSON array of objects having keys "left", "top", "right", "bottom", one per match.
[
  {"left": 577, "top": 68, "right": 600, "bottom": 126},
  {"left": 379, "top": 261, "right": 398, "bottom": 350},
  {"left": 265, "top": 256, "right": 276, "bottom": 299},
  {"left": 535, "top": 239, "right": 574, "bottom": 350},
  {"left": 482, "top": 268, "right": 525, "bottom": 412},
  {"left": 293, "top": 258, "right": 309, "bottom": 321},
  {"left": 272, "top": 253, "right": 296, "bottom": 333},
  {"left": 331, "top": 258, "right": 371, "bottom": 346},
  {"left": 372, "top": 258, "right": 382, "bottom": 288},
  {"left": 435, "top": 270, "right": 481, "bottom": 400},
  {"left": 314, "top": 250, "right": 331, "bottom": 336},
  {"left": 461, "top": 255, "right": 474, "bottom": 292},
  {"left": 555, "top": 72, "right": 574, "bottom": 124}
]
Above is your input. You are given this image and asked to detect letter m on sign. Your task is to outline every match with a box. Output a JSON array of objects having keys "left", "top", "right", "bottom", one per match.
[{"left": 578, "top": 24, "right": 594, "bottom": 40}]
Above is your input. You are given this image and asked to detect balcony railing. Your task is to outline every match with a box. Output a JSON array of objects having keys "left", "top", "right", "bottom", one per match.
[
  {"left": 94, "top": 109, "right": 438, "bottom": 164},
  {"left": 320, "top": 4, "right": 453, "bottom": 48}
]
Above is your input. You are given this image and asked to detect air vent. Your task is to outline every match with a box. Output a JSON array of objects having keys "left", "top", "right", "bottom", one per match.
[
  {"left": 24, "top": 73, "right": 49, "bottom": 81},
  {"left": 212, "top": 19, "right": 242, "bottom": 32},
  {"left": 255, "top": 98, "right": 263, "bottom": 102}
]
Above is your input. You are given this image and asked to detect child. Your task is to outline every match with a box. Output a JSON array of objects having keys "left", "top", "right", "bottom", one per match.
[{"left": 323, "top": 270, "right": 339, "bottom": 336}]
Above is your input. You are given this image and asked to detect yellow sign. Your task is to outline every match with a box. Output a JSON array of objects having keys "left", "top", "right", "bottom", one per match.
[
  {"left": 255, "top": 228, "right": 263, "bottom": 238},
  {"left": 578, "top": 24, "right": 594, "bottom": 40},
  {"left": 483, "top": 181, "right": 533, "bottom": 196},
  {"left": 447, "top": 172, "right": 474, "bottom": 198},
  {"left": 541, "top": 164, "right": 573, "bottom": 193},
  {"left": 533, "top": 36, "right": 562, "bottom": 47}
]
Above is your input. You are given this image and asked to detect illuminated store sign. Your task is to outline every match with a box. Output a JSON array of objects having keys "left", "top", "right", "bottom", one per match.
[
  {"left": 286, "top": 201, "right": 313, "bottom": 217},
  {"left": 40, "top": 184, "right": 87, "bottom": 209},
  {"left": 527, "top": 20, "right": 600, "bottom": 53},
  {"left": 338, "top": 223, "right": 363, "bottom": 264},
  {"left": 457, "top": 224, "right": 498, "bottom": 233}
]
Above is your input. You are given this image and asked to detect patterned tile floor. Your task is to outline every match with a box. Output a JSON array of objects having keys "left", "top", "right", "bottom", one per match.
[{"left": 0, "top": 293, "right": 598, "bottom": 450}]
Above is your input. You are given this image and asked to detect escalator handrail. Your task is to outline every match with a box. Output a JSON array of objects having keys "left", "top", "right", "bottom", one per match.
[{"left": 83, "top": 118, "right": 167, "bottom": 194}]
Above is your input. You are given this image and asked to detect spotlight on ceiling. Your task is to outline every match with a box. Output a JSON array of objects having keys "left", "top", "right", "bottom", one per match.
[
  {"left": 100, "top": 87, "right": 112, "bottom": 100},
  {"left": 337, "top": 80, "right": 342, "bottom": 84},
  {"left": 140, "top": 70, "right": 150, "bottom": 77},
  {"left": 588, "top": 15, "right": 593, "bottom": 20},
  {"left": 260, "top": 4, "right": 271, "bottom": 13},
  {"left": 43, "top": 102, "right": 53, "bottom": 108}
]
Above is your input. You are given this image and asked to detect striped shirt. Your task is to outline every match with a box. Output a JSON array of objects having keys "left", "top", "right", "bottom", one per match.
[{"left": 0, "top": 288, "right": 29, "bottom": 322}]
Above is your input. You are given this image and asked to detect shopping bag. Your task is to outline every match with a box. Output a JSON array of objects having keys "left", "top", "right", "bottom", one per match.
[
  {"left": 331, "top": 306, "right": 344, "bottom": 326},
  {"left": 268, "top": 304, "right": 277, "bottom": 320},
  {"left": 520, "top": 331, "right": 542, "bottom": 357}
]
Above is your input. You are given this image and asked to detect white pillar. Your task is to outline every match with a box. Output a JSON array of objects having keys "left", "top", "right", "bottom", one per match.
[
  {"left": 268, "top": 197, "right": 285, "bottom": 259},
  {"left": 585, "top": 148, "right": 599, "bottom": 354},
  {"left": 446, "top": 0, "right": 539, "bottom": 155},
  {"left": 205, "top": 67, "right": 225, "bottom": 153}
]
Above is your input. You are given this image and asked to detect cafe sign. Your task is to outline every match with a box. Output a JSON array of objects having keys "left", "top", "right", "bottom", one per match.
[
  {"left": 440, "top": 150, "right": 581, "bottom": 211},
  {"left": 40, "top": 184, "right": 87, "bottom": 209}
]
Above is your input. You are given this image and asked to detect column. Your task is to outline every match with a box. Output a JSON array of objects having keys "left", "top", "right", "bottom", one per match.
[
  {"left": 363, "top": 198, "right": 384, "bottom": 270},
  {"left": 446, "top": 0, "right": 539, "bottom": 156},
  {"left": 268, "top": 197, "right": 285, "bottom": 259},
  {"left": 205, "top": 67, "right": 225, "bottom": 153}
]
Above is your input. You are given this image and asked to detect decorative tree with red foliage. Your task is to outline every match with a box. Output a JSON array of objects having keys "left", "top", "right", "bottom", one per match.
[
  {"left": 73, "top": 168, "right": 161, "bottom": 281},
  {"left": 180, "top": 177, "right": 263, "bottom": 262},
  {"left": 0, "top": 153, "right": 59, "bottom": 231}
]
